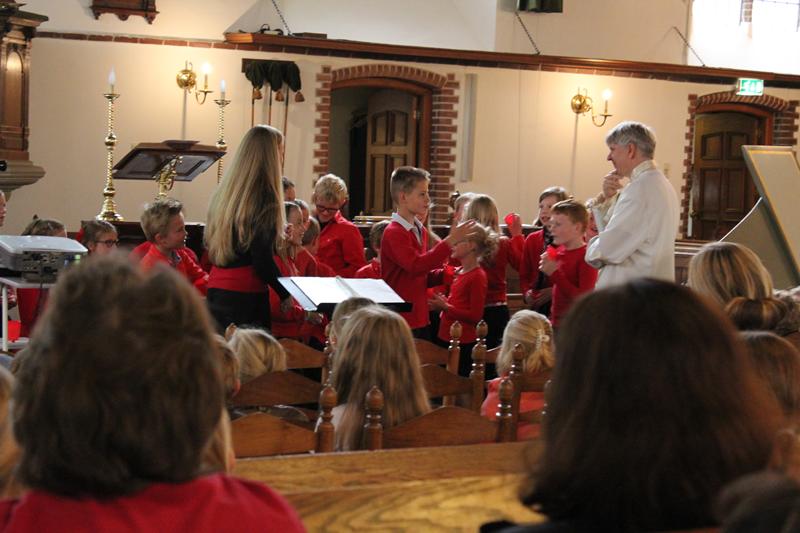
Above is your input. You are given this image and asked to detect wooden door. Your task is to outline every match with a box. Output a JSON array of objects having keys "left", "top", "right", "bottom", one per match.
[
  {"left": 691, "top": 112, "right": 764, "bottom": 240},
  {"left": 365, "top": 90, "right": 418, "bottom": 215}
]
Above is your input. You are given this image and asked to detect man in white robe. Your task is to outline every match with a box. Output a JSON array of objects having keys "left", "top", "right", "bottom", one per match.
[{"left": 585, "top": 121, "right": 679, "bottom": 288}]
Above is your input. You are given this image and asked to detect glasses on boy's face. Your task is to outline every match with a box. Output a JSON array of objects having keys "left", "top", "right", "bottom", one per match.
[
  {"left": 315, "top": 204, "right": 339, "bottom": 215},
  {"left": 96, "top": 239, "right": 119, "bottom": 247}
]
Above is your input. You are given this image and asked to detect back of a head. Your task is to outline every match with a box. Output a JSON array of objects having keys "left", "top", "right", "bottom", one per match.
[
  {"left": 717, "top": 471, "right": 800, "bottom": 533},
  {"left": 13, "top": 256, "right": 223, "bottom": 498},
  {"left": 688, "top": 241, "right": 773, "bottom": 307},
  {"left": 205, "top": 125, "right": 284, "bottom": 265},
  {"left": 228, "top": 328, "right": 286, "bottom": 383},
  {"left": 21, "top": 217, "right": 65, "bottom": 237},
  {"left": 496, "top": 310, "right": 554, "bottom": 376},
  {"left": 332, "top": 306, "right": 429, "bottom": 450},
  {"left": 525, "top": 278, "right": 782, "bottom": 531},
  {"left": 330, "top": 296, "right": 376, "bottom": 342},
  {"left": 464, "top": 194, "right": 499, "bottom": 231},
  {"left": 774, "top": 289, "right": 800, "bottom": 337},
  {"left": 725, "top": 296, "right": 788, "bottom": 331},
  {"left": 0, "top": 366, "right": 20, "bottom": 498},
  {"left": 741, "top": 330, "right": 800, "bottom": 417}
]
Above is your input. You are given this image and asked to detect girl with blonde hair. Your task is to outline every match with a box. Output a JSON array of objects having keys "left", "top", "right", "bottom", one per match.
[
  {"left": 687, "top": 241, "right": 773, "bottom": 307},
  {"left": 227, "top": 327, "right": 287, "bottom": 383},
  {"left": 331, "top": 306, "right": 430, "bottom": 451},
  {"left": 205, "top": 125, "right": 292, "bottom": 331},
  {"left": 464, "top": 194, "right": 524, "bottom": 350},
  {"left": 480, "top": 310, "right": 554, "bottom": 439}
]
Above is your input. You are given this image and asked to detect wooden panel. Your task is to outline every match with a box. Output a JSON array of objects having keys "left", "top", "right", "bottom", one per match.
[
  {"left": 371, "top": 112, "right": 387, "bottom": 146},
  {"left": 724, "top": 169, "right": 746, "bottom": 214},
  {"left": 700, "top": 133, "right": 722, "bottom": 160},
  {"left": 389, "top": 111, "right": 408, "bottom": 146},
  {"left": 3, "top": 50, "right": 23, "bottom": 128},
  {"left": 727, "top": 133, "right": 747, "bottom": 160},
  {"left": 700, "top": 169, "right": 721, "bottom": 211}
]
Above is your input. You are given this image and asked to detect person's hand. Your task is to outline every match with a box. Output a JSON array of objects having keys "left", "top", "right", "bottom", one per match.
[
  {"left": 280, "top": 296, "right": 294, "bottom": 314},
  {"left": 539, "top": 252, "right": 559, "bottom": 276},
  {"left": 508, "top": 214, "right": 523, "bottom": 238},
  {"left": 601, "top": 171, "right": 623, "bottom": 201},
  {"left": 445, "top": 219, "right": 478, "bottom": 246},
  {"left": 427, "top": 292, "right": 449, "bottom": 311},
  {"left": 528, "top": 287, "right": 552, "bottom": 309}
]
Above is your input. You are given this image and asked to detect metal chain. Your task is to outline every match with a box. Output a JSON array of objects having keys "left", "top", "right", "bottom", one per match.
[
  {"left": 514, "top": 12, "right": 541, "bottom": 55},
  {"left": 270, "top": 0, "right": 292, "bottom": 36}
]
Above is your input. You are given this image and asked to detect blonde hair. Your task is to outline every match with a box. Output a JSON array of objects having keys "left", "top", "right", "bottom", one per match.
[
  {"left": 466, "top": 223, "right": 499, "bottom": 263},
  {"left": 465, "top": 194, "right": 500, "bottom": 232},
  {"left": 0, "top": 367, "right": 21, "bottom": 498},
  {"left": 330, "top": 297, "right": 376, "bottom": 343},
  {"left": 313, "top": 174, "right": 348, "bottom": 204},
  {"left": 205, "top": 125, "right": 285, "bottom": 265},
  {"left": 332, "top": 306, "right": 430, "bottom": 450},
  {"left": 277, "top": 201, "right": 302, "bottom": 261},
  {"left": 228, "top": 328, "right": 286, "bottom": 383},
  {"left": 140, "top": 198, "right": 182, "bottom": 242},
  {"left": 213, "top": 334, "right": 239, "bottom": 400},
  {"left": 688, "top": 242, "right": 773, "bottom": 308},
  {"left": 496, "top": 310, "right": 554, "bottom": 376},
  {"left": 201, "top": 409, "right": 234, "bottom": 474}
]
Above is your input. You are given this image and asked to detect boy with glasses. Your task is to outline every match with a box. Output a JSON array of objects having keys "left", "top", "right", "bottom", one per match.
[{"left": 312, "top": 174, "right": 366, "bottom": 277}]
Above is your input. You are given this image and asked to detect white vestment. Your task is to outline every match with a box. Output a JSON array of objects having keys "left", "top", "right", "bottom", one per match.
[{"left": 585, "top": 160, "right": 679, "bottom": 288}]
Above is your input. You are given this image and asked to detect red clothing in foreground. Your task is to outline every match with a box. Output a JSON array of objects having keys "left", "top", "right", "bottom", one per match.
[
  {"left": 519, "top": 229, "right": 550, "bottom": 296},
  {"left": 0, "top": 474, "right": 305, "bottom": 533},
  {"left": 548, "top": 244, "right": 597, "bottom": 327},
  {"left": 437, "top": 266, "right": 488, "bottom": 344},
  {"left": 355, "top": 259, "right": 381, "bottom": 279},
  {"left": 482, "top": 235, "right": 523, "bottom": 304},
  {"left": 317, "top": 211, "right": 366, "bottom": 277},
  {"left": 382, "top": 220, "right": 452, "bottom": 329},
  {"left": 140, "top": 246, "right": 208, "bottom": 296},
  {"left": 16, "top": 288, "right": 46, "bottom": 338},
  {"left": 481, "top": 377, "right": 544, "bottom": 440}
]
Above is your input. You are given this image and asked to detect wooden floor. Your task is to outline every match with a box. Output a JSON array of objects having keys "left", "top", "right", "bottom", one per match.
[{"left": 234, "top": 440, "right": 544, "bottom": 532}]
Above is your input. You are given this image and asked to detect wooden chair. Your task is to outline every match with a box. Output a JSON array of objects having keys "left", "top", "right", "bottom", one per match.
[
  {"left": 231, "top": 370, "right": 323, "bottom": 408},
  {"left": 506, "top": 343, "right": 551, "bottom": 436},
  {"left": 421, "top": 326, "right": 489, "bottom": 409},
  {"left": 278, "top": 337, "right": 329, "bottom": 383},
  {"left": 231, "top": 385, "right": 337, "bottom": 457},
  {"left": 413, "top": 321, "right": 461, "bottom": 373},
  {"left": 363, "top": 378, "right": 515, "bottom": 450}
]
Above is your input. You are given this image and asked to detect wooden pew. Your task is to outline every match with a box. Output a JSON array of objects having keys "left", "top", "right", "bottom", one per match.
[{"left": 234, "top": 440, "right": 545, "bottom": 531}]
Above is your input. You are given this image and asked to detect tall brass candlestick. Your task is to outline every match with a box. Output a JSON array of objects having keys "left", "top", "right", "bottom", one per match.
[
  {"left": 97, "top": 92, "right": 123, "bottom": 221},
  {"left": 214, "top": 97, "right": 230, "bottom": 184}
]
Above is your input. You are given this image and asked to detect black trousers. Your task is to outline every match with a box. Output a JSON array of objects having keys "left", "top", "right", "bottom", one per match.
[
  {"left": 482, "top": 304, "right": 510, "bottom": 350},
  {"left": 207, "top": 288, "right": 270, "bottom": 333}
]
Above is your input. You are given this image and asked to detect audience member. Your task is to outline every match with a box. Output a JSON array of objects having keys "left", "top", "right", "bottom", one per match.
[
  {"left": 688, "top": 241, "right": 773, "bottom": 307},
  {"left": 480, "top": 310, "right": 553, "bottom": 439},
  {"left": 78, "top": 219, "right": 118, "bottom": 256},
  {"left": 514, "top": 278, "right": 782, "bottom": 532},
  {"left": 740, "top": 330, "right": 800, "bottom": 419},
  {"left": 717, "top": 471, "right": 800, "bottom": 533},
  {"left": 0, "top": 367, "right": 22, "bottom": 498},
  {"left": 139, "top": 198, "right": 208, "bottom": 295},
  {"left": 776, "top": 288, "right": 800, "bottom": 350},
  {"left": 331, "top": 306, "right": 429, "bottom": 451},
  {"left": 227, "top": 327, "right": 287, "bottom": 384},
  {"left": 3, "top": 256, "right": 304, "bottom": 530}
]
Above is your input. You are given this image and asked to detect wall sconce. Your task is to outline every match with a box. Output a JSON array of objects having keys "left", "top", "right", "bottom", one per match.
[
  {"left": 176, "top": 61, "right": 213, "bottom": 104},
  {"left": 571, "top": 87, "right": 612, "bottom": 127}
]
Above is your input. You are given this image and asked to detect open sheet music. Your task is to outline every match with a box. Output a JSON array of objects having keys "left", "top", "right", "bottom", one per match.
[{"left": 278, "top": 276, "right": 410, "bottom": 313}]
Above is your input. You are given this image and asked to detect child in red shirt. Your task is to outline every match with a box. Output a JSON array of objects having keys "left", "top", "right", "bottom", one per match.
[
  {"left": 520, "top": 186, "right": 569, "bottom": 315},
  {"left": 464, "top": 194, "right": 524, "bottom": 349},
  {"left": 312, "top": 174, "right": 366, "bottom": 277},
  {"left": 538, "top": 199, "right": 598, "bottom": 328},
  {"left": 429, "top": 223, "right": 496, "bottom": 375},
  {"left": 381, "top": 166, "right": 476, "bottom": 337},
  {"left": 355, "top": 220, "right": 389, "bottom": 279},
  {"left": 139, "top": 198, "right": 208, "bottom": 295}
]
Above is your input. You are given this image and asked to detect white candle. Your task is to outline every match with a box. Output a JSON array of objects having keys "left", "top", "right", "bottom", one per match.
[
  {"left": 202, "top": 62, "right": 211, "bottom": 90},
  {"left": 220, "top": 79, "right": 226, "bottom": 100},
  {"left": 108, "top": 67, "right": 116, "bottom": 94}
]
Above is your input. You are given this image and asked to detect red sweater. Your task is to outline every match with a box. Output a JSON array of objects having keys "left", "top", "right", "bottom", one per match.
[
  {"left": 482, "top": 235, "right": 523, "bottom": 304},
  {"left": 481, "top": 376, "right": 544, "bottom": 440},
  {"left": 140, "top": 246, "right": 208, "bottom": 296},
  {"left": 549, "top": 244, "right": 598, "bottom": 327},
  {"left": 437, "top": 267, "right": 488, "bottom": 344},
  {"left": 355, "top": 259, "right": 381, "bottom": 279},
  {"left": 0, "top": 474, "right": 305, "bottom": 532},
  {"left": 381, "top": 220, "right": 452, "bottom": 329},
  {"left": 317, "top": 211, "right": 366, "bottom": 277},
  {"left": 16, "top": 288, "right": 46, "bottom": 338},
  {"left": 519, "top": 229, "right": 550, "bottom": 295}
]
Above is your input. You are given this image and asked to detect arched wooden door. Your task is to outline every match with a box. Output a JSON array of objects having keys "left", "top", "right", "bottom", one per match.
[{"left": 690, "top": 111, "right": 768, "bottom": 240}]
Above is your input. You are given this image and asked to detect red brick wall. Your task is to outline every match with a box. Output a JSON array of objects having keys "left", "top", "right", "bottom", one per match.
[
  {"left": 313, "top": 63, "right": 458, "bottom": 224},
  {"left": 680, "top": 91, "right": 799, "bottom": 236}
]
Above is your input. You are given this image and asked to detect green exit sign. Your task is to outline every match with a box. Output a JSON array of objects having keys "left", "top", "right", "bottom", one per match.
[{"left": 736, "top": 78, "right": 764, "bottom": 96}]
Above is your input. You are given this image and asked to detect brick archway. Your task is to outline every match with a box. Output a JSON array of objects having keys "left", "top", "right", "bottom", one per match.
[
  {"left": 313, "top": 64, "right": 459, "bottom": 224},
  {"left": 679, "top": 91, "right": 799, "bottom": 237}
]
